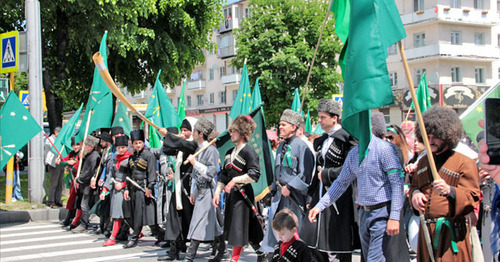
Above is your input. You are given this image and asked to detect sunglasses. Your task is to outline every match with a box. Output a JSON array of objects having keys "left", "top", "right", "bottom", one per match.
[{"left": 385, "top": 135, "right": 394, "bottom": 140}]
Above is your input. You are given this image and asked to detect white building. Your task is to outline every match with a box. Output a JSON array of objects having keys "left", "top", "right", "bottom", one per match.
[
  {"left": 166, "top": 0, "right": 251, "bottom": 132},
  {"left": 384, "top": 0, "right": 500, "bottom": 124}
]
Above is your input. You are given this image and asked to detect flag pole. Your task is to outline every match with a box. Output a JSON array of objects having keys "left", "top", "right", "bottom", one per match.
[
  {"left": 300, "top": 0, "right": 334, "bottom": 112},
  {"left": 398, "top": 41, "right": 440, "bottom": 181},
  {"left": 75, "top": 109, "right": 93, "bottom": 183},
  {"left": 399, "top": 40, "right": 439, "bottom": 262}
]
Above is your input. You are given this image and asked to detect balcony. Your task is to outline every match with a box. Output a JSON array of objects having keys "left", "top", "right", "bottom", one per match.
[
  {"left": 218, "top": 17, "right": 240, "bottom": 34},
  {"left": 401, "top": 6, "right": 499, "bottom": 27},
  {"left": 187, "top": 80, "right": 206, "bottom": 91},
  {"left": 221, "top": 73, "right": 240, "bottom": 85},
  {"left": 404, "top": 44, "right": 499, "bottom": 62},
  {"left": 218, "top": 45, "right": 236, "bottom": 58}
]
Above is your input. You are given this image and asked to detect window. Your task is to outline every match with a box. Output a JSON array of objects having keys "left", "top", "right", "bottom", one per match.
[
  {"left": 219, "top": 66, "right": 226, "bottom": 78},
  {"left": 197, "top": 94, "right": 204, "bottom": 106},
  {"left": 414, "top": 33, "right": 426, "bottom": 48},
  {"left": 219, "top": 91, "right": 226, "bottom": 104},
  {"left": 244, "top": 7, "right": 250, "bottom": 18},
  {"left": 209, "top": 93, "right": 215, "bottom": 104},
  {"left": 387, "top": 44, "right": 397, "bottom": 55},
  {"left": 451, "top": 31, "right": 462, "bottom": 45},
  {"left": 209, "top": 69, "right": 214, "bottom": 80},
  {"left": 232, "top": 89, "right": 238, "bottom": 102},
  {"left": 451, "top": 67, "right": 462, "bottom": 83},
  {"left": 414, "top": 0, "right": 424, "bottom": 11},
  {"left": 223, "top": 7, "right": 232, "bottom": 20},
  {"left": 451, "top": 0, "right": 461, "bottom": 8},
  {"left": 190, "top": 70, "right": 204, "bottom": 81},
  {"left": 415, "top": 68, "right": 426, "bottom": 84},
  {"left": 475, "top": 33, "right": 485, "bottom": 45},
  {"left": 390, "top": 72, "right": 398, "bottom": 88},
  {"left": 474, "top": 0, "right": 483, "bottom": 9},
  {"left": 187, "top": 96, "right": 192, "bottom": 107},
  {"left": 475, "top": 68, "right": 485, "bottom": 83}
]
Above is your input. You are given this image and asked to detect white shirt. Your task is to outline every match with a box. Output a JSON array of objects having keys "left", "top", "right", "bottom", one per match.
[{"left": 321, "top": 125, "right": 342, "bottom": 162}]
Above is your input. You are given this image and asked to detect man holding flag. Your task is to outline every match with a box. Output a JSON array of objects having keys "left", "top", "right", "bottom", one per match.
[
  {"left": 212, "top": 115, "right": 264, "bottom": 262},
  {"left": 308, "top": 112, "right": 409, "bottom": 261},
  {"left": 261, "top": 109, "right": 314, "bottom": 253},
  {"left": 301, "top": 99, "right": 357, "bottom": 261}
]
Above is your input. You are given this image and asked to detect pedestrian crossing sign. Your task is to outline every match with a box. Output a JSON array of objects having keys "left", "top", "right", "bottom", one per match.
[{"left": 1, "top": 31, "right": 19, "bottom": 74}]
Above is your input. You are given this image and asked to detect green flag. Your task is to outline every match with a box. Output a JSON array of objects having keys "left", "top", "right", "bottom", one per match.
[
  {"left": 410, "top": 72, "right": 431, "bottom": 113},
  {"left": 217, "top": 107, "right": 274, "bottom": 201},
  {"left": 177, "top": 80, "right": 187, "bottom": 124},
  {"left": 333, "top": 0, "right": 406, "bottom": 162},
  {"left": 291, "top": 88, "right": 302, "bottom": 114},
  {"left": 460, "top": 83, "right": 500, "bottom": 148},
  {"left": 145, "top": 70, "right": 181, "bottom": 129},
  {"left": 148, "top": 126, "right": 163, "bottom": 148},
  {"left": 305, "top": 109, "right": 312, "bottom": 133},
  {"left": 52, "top": 103, "right": 84, "bottom": 157},
  {"left": 251, "top": 78, "right": 263, "bottom": 112},
  {"left": 0, "top": 91, "right": 42, "bottom": 169},
  {"left": 76, "top": 32, "right": 113, "bottom": 142},
  {"left": 229, "top": 64, "right": 252, "bottom": 119},
  {"left": 112, "top": 101, "right": 132, "bottom": 136},
  {"left": 312, "top": 124, "right": 324, "bottom": 135}
]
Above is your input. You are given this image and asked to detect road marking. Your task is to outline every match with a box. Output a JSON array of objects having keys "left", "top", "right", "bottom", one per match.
[
  {"left": 0, "top": 229, "right": 65, "bottom": 238},
  {"left": 0, "top": 239, "right": 97, "bottom": 253},
  {"left": 1, "top": 245, "right": 124, "bottom": 261},
  {"left": 0, "top": 223, "right": 60, "bottom": 232},
  {"left": 66, "top": 251, "right": 161, "bottom": 262},
  {"left": 0, "top": 233, "right": 88, "bottom": 245}
]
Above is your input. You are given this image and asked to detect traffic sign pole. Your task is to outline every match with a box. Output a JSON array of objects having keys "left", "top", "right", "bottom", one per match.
[
  {"left": 5, "top": 73, "right": 15, "bottom": 204},
  {"left": 26, "top": 0, "right": 45, "bottom": 204}
]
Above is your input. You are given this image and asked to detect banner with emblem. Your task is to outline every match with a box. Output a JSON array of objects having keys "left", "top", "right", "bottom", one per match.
[{"left": 0, "top": 91, "right": 42, "bottom": 169}]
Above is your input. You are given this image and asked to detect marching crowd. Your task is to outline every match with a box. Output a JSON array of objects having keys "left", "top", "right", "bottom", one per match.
[{"left": 42, "top": 98, "right": 500, "bottom": 262}]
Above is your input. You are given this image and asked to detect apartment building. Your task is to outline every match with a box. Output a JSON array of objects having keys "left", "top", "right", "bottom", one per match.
[
  {"left": 386, "top": 0, "right": 500, "bottom": 124},
  {"left": 166, "top": 0, "right": 250, "bottom": 132}
]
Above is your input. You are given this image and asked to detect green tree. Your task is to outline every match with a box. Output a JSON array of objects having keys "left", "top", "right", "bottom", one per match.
[
  {"left": 1, "top": 0, "right": 222, "bottom": 133},
  {"left": 233, "top": 0, "right": 343, "bottom": 126}
]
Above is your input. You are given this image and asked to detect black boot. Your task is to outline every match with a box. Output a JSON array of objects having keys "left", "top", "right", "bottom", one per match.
[
  {"left": 208, "top": 235, "right": 229, "bottom": 262},
  {"left": 61, "top": 209, "right": 76, "bottom": 227},
  {"left": 158, "top": 240, "right": 180, "bottom": 261},
  {"left": 123, "top": 237, "right": 138, "bottom": 249},
  {"left": 183, "top": 240, "right": 200, "bottom": 262}
]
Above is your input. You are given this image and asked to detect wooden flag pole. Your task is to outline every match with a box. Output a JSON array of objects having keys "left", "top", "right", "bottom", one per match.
[
  {"left": 183, "top": 138, "right": 218, "bottom": 165},
  {"left": 398, "top": 41, "right": 440, "bottom": 181},
  {"left": 75, "top": 109, "right": 93, "bottom": 182},
  {"left": 300, "top": 0, "right": 334, "bottom": 112}
]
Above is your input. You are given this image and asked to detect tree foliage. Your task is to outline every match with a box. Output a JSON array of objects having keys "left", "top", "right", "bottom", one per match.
[
  {"left": 233, "top": 0, "right": 343, "bottom": 126},
  {"left": 1, "top": 0, "right": 223, "bottom": 132}
]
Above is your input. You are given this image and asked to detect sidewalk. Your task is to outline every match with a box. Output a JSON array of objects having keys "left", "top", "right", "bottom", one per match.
[{"left": 0, "top": 207, "right": 68, "bottom": 224}]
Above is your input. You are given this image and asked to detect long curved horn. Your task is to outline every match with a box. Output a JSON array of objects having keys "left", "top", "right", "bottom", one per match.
[{"left": 92, "top": 52, "right": 161, "bottom": 131}]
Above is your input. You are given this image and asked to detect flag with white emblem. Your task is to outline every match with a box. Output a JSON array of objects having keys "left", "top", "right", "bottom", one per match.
[
  {"left": 75, "top": 32, "right": 113, "bottom": 142},
  {"left": 0, "top": 91, "right": 42, "bottom": 169}
]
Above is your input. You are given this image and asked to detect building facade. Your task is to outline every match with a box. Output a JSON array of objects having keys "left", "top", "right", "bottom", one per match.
[{"left": 385, "top": 0, "right": 500, "bottom": 124}]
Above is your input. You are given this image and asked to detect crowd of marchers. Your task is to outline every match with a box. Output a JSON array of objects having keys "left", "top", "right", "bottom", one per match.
[{"left": 42, "top": 99, "right": 500, "bottom": 262}]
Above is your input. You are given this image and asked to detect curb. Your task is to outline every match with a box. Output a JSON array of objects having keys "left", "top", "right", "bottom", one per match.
[{"left": 0, "top": 208, "right": 68, "bottom": 224}]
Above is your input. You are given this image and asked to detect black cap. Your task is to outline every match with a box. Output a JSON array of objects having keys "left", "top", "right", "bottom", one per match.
[
  {"left": 180, "top": 119, "right": 192, "bottom": 131},
  {"left": 130, "top": 129, "right": 145, "bottom": 142},
  {"left": 70, "top": 136, "right": 76, "bottom": 146},
  {"left": 100, "top": 132, "right": 112, "bottom": 143},
  {"left": 115, "top": 135, "right": 129, "bottom": 147},
  {"left": 111, "top": 126, "right": 124, "bottom": 136}
]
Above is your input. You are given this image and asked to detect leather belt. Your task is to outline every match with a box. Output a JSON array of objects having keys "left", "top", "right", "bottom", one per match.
[{"left": 360, "top": 201, "right": 389, "bottom": 212}]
